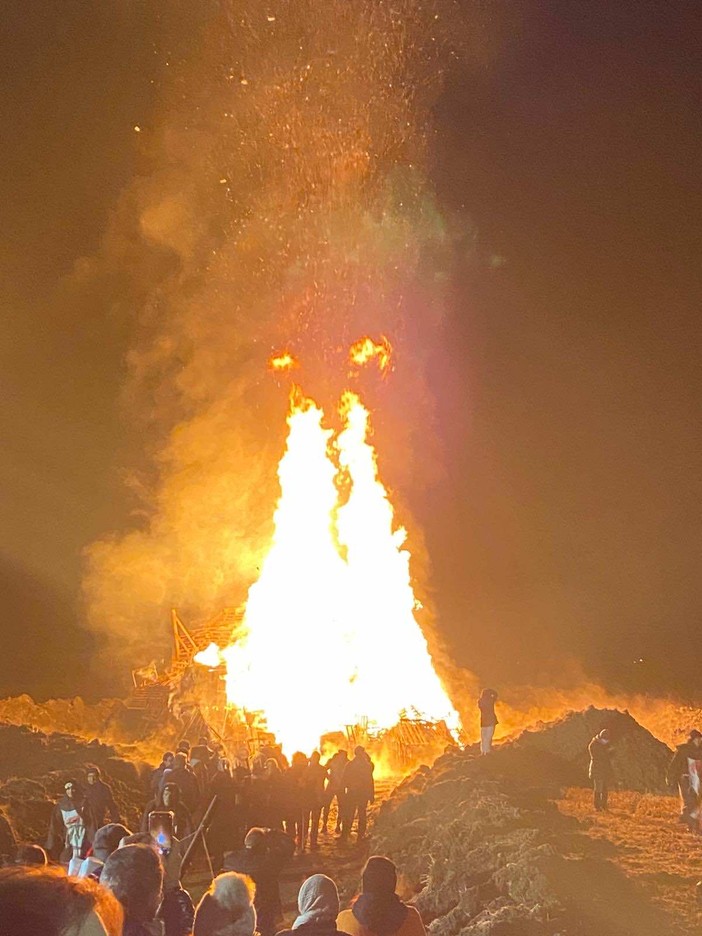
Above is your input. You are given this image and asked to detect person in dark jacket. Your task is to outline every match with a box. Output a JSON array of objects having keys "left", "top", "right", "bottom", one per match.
[
  {"left": 162, "top": 753, "right": 201, "bottom": 813},
  {"left": 223, "top": 827, "right": 294, "bottom": 936},
  {"left": 341, "top": 747, "right": 374, "bottom": 840},
  {"left": 323, "top": 751, "right": 348, "bottom": 834},
  {"left": 45, "top": 779, "right": 98, "bottom": 874},
  {"left": 283, "top": 752, "right": 308, "bottom": 847},
  {"left": 336, "top": 856, "right": 425, "bottom": 936},
  {"left": 85, "top": 766, "right": 122, "bottom": 827},
  {"left": 588, "top": 728, "right": 615, "bottom": 811},
  {"left": 207, "top": 758, "right": 245, "bottom": 871},
  {"left": 666, "top": 729, "right": 702, "bottom": 827},
  {"left": 477, "top": 689, "right": 498, "bottom": 755},
  {"left": 141, "top": 782, "right": 193, "bottom": 840},
  {"left": 276, "top": 873, "right": 349, "bottom": 936},
  {"left": 303, "top": 752, "right": 327, "bottom": 850},
  {"left": 150, "top": 752, "right": 175, "bottom": 797}
]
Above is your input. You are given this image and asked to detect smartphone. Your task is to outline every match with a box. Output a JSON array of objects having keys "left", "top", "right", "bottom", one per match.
[{"left": 148, "top": 810, "right": 174, "bottom": 853}]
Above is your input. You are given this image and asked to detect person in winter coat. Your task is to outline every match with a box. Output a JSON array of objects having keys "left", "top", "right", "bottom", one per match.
[
  {"left": 588, "top": 728, "right": 615, "bottom": 811},
  {"left": 207, "top": 758, "right": 245, "bottom": 871},
  {"left": 303, "top": 752, "right": 328, "bottom": 850},
  {"left": 141, "top": 782, "right": 193, "bottom": 839},
  {"left": 322, "top": 751, "right": 348, "bottom": 834},
  {"left": 85, "top": 766, "right": 122, "bottom": 827},
  {"left": 276, "top": 874, "right": 350, "bottom": 936},
  {"left": 223, "top": 827, "right": 294, "bottom": 936},
  {"left": 162, "top": 753, "right": 201, "bottom": 813},
  {"left": 341, "top": 747, "right": 375, "bottom": 840},
  {"left": 150, "top": 752, "right": 175, "bottom": 797},
  {"left": 77, "top": 822, "right": 131, "bottom": 881},
  {"left": 477, "top": 689, "right": 498, "bottom": 755},
  {"left": 194, "top": 871, "right": 256, "bottom": 936},
  {"left": 666, "top": 729, "right": 702, "bottom": 827},
  {"left": 46, "top": 779, "right": 98, "bottom": 874},
  {"left": 283, "top": 752, "right": 308, "bottom": 847},
  {"left": 337, "top": 856, "right": 425, "bottom": 936}
]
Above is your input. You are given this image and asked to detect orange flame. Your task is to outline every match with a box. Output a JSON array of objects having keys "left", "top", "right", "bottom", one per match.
[
  {"left": 196, "top": 383, "right": 458, "bottom": 754},
  {"left": 349, "top": 335, "right": 392, "bottom": 373},
  {"left": 269, "top": 351, "right": 298, "bottom": 371}
]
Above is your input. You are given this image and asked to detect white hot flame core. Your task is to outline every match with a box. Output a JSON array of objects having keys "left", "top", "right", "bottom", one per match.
[{"left": 207, "top": 387, "right": 458, "bottom": 754}]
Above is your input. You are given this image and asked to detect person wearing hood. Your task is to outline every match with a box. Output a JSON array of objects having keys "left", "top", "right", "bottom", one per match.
[
  {"left": 588, "top": 728, "right": 615, "bottom": 811},
  {"left": 340, "top": 747, "right": 375, "bottom": 840},
  {"left": 666, "top": 729, "right": 702, "bottom": 827},
  {"left": 85, "top": 766, "right": 122, "bottom": 827},
  {"left": 337, "top": 857, "right": 425, "bottom": 936},
  {"left": 77, "top": 822, "right": 131, "bottom": 880},
  {"left": 141, "top": 782, "right": 193, "bottom": 839},
  {"left": 46, "top": 779, "right": 98, "bottom": 875},
  {"left": 194, "top": 871, "right": 256, "bottom": 936},
  {"left": 277, "top": 874, "right": 350, "bottom": 936}
]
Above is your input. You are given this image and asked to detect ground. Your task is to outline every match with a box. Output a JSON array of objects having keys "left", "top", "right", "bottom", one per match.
[{"left": 556, "top": 789, "right": 702, "bottom": 935}]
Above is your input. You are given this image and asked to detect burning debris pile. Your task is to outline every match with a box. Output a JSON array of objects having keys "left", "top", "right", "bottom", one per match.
[
  {"left": 0, "top": 722, "right": 149, "bottom": 853},
  {"left": 370, "top": 709, "right": 677, "bottom": 936}
]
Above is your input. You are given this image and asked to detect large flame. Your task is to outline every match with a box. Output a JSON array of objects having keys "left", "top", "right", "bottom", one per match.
[{"left": 200, "top": 380, "right": 458, "bottom": 754}]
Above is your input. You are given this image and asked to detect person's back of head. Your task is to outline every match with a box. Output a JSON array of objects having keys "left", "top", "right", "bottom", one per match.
[
  {"left": 14, "top": 843, "right": 48, "bottom": 866},
  {"left": 362, "top": 856, "right": 397, "bottom": 895},
  {"left": 101, "top": 843, "right": 163, "bottom": 925},
  {"left": 119, "top": 832, "right": 153, "bottom": 848},
  {"left": 0, "top": 864, "right": 123, "bottom": 936},
  {"left": 243, "top": 827, "right": 267, "bottom": 851},
  {"left": 194, "top": 872, "right": 256, "bottom": 936},
  {"left": 92, "top": 824, "right": 132, "bottom": 861},
  {"left": 295, "top": 874, "right": 339, "bottom": 925},
  {"left": 176, "top": 740, "right": 190, "bottom": 756}
]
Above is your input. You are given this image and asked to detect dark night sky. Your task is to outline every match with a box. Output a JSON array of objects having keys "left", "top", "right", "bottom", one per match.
[{"left": 1, "top": 1, "right": 700, "bottom": 701}]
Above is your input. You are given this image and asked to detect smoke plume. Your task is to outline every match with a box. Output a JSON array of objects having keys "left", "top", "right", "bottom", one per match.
[{"left": 81, "top": 1, "right": 487, "bottom": 684}]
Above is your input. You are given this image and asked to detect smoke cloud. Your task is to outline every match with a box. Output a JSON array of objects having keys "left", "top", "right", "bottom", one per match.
[{"left": 80, "top": 1, "right": 489, "bottom": 685}]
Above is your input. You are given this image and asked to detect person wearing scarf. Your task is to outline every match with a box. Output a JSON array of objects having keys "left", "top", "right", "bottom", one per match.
[
  {"left": 276, "top": 874, "right": 350, "bottom": 936},
  {"left": 337, "top": 857, "right": 425, "bottom": 936}
]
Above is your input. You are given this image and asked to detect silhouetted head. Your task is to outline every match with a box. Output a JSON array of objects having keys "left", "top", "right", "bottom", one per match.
[
  {"left": 14, "top": 844, "right": 48, "bottom": 867},
  {"left": 361, "top": 856, "right": 397, "bottom": 896},
  {"left": 86, "top": 767, "right": 101, "bottom": 786},
  {"left": 161, "top": 783, "right": 179, "bottom": 808}
]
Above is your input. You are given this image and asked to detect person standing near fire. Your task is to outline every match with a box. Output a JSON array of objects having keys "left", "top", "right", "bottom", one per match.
[
  {"left": 477, "top": 688, "right": 499, "bottom": 754},
  {"left": 666, "top": 729, "right": 702, "bottom": 828},
  {"left": 588, "top": 728, "right": 615, "bottom": 811},
  {"left": 341, "top": 746, "right": 375, "bottom": 840}
]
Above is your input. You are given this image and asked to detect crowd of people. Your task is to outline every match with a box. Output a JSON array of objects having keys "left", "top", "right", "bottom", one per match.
[
  {"left": 0, "top": 849, "right": 425, "bottom": 936},
  {"left": 0, "top": 738, "right": 383, "bottom": 936}
]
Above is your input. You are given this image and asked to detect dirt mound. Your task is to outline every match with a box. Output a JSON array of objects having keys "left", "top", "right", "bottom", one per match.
[
  {"left": 510, "top": 706, "right": 671, "bottom": 793},
  {"left": 369, "top": 709, "right": 682, "bottom": 935},
  {"left": 0, "top": 722, "right": 151, "bottom": 853}
]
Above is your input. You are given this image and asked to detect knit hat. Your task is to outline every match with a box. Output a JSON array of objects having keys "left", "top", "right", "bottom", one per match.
[
  {"left": 194, "top": 872, "right": 256, "bottom": 936},
  {"left": 362, "top": 856, "right": 397, "bottom": 895}
]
